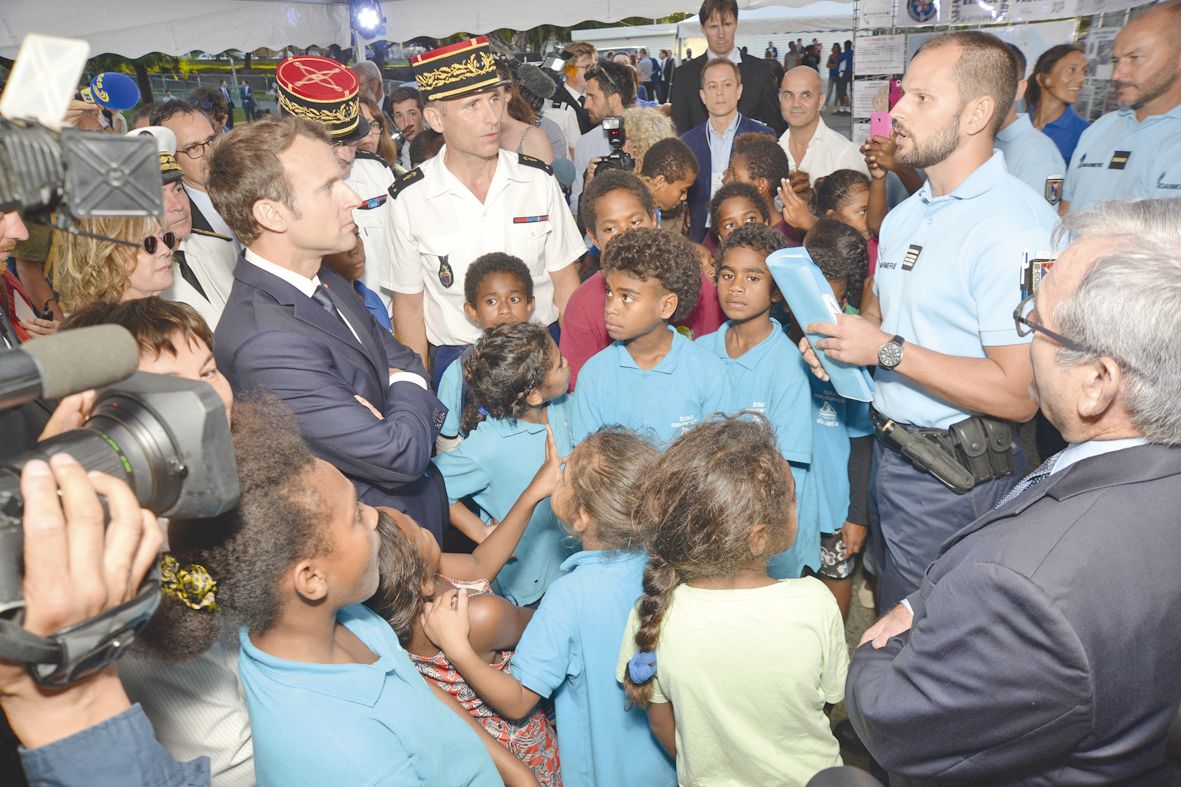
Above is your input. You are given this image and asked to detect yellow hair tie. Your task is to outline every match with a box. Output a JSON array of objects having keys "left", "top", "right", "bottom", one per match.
[{"left": 160, "top": 554, "right": 220, "bottom": 612}]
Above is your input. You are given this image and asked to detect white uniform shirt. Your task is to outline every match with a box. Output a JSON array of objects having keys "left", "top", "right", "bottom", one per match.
[
  {"left": 346, "top": 154, "right": 398, "bottom": 310},
  {"left": 541, "top": 83, "right": 583, "bottom": 157},
  {"left": 778, "top": 116, "right": 869, "bottom": 182},
  {"left": 386, "top": 147, "right": 586, "bottom": 346}
]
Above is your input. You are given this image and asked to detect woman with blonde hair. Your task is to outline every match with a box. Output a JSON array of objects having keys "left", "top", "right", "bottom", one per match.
[
  {"left": 621, "top": 107, "right": 676, "bottom": 171},
  {"left": 54, "top": 216, "right": 176, "bottom": 312}
]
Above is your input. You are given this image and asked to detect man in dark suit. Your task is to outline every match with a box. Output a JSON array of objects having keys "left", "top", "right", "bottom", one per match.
[
  {"left": 661, "top": 50, "right": 675, "bottom": 104},
  {"left": 670, "top": 0, "right": 785, "bottom": 134},
  {"left": 209, "top": 111, "right": 448, "bottom": 543},
  {"left": 681, "top": 57, "right": 774, "bottom": 242},
  {"left": 845, "top": 198, "right": 1181, "bottom": 783}
]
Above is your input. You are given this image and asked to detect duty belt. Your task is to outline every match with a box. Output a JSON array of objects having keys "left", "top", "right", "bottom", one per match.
[{"left": 872, "top": 411, "right": 1015, "bottom": 495}]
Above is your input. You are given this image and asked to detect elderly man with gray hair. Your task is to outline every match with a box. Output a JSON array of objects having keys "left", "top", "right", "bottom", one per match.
[{"left": 846, "top": 198, "right": 1181, "bottom": 784}]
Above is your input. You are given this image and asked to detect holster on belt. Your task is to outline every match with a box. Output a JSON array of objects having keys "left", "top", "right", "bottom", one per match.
[{"left": 873, "top": 411, "right": 1015, "bottom": 495}]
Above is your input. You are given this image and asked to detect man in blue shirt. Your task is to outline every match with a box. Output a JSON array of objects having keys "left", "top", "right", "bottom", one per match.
[
  {"left": 996, "top": 44, "right": 1067, "bottom": 206},
  {"left": 808, "top": 31, "right": 1056, "bottom": 611},
  {"left": 1061, "top": 2, "right": 1181, "bottom": 214}
]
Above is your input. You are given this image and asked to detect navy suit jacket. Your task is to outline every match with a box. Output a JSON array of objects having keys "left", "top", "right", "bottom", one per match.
[
  {"left": 846, "top": 443, "right": 1181, "bottom": 784},
  {"left": 681, "top": 116, "right": 775, "bottom": 243},
  {"left": 670, "top": 52, "right": 785, "bottom": 135},
  {"left": 214, "top": 258, "right": 449, "bottom": 541}
]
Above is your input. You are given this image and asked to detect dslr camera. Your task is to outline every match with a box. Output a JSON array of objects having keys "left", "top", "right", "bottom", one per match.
[{"left": 597, "top": 116, "right": 635, "bottom": 172}]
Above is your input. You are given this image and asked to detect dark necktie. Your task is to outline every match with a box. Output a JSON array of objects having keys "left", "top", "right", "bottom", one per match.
[
  {"left": 173, "top": 250, "right": 207, "bottom": 301},
  {"left": 993, "top": 451, "right": 1062, "bottom": 510},
  {"left": 578, "top": 95, "right": 585, "bottom": 107}
]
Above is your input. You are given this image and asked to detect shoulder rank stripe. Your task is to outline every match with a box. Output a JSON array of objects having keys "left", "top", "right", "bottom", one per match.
[
  {"left": 388, "top": 167, "right": 425, "bottom": 199},
  {"left": 189, "top": 227, "right": 232, "bottom": 242},
  {"left": 517, "top": 153, "right": 554, "bottom": 176}
]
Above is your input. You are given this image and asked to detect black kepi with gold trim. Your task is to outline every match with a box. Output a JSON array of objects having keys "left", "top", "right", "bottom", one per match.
[
  {"left": 411, "top": 36, "right": 501, "bottom": 102},
  {"left": 275, "top": 55, "right": 370, "bottom": 142}
]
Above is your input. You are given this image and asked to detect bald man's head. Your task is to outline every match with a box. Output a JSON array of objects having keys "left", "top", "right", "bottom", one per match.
[
  {"left": 1113, "top": 0, "right": 1181, "bottom": 114},
  {"left": 780, "top": 66, "right": 823, "bottom": 130}
]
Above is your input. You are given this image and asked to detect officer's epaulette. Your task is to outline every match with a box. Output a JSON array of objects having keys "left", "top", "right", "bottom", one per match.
[
  {"left": 190, "top": 227, "right": 232, "bottom": 242},
  {"left": 388, "top": 167, "right": 424, "bottom": 199},
  {"left": 518, "top": 153, "right": 553, "bottom": 176},
  {"left": 356, "top": 149, "right": 393, "bottom": 172}
]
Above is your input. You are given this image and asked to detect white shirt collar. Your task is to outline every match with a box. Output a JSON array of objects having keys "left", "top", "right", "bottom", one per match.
[
  {"left": 708, "top": 48, "right": 743, "bottom": 66},
  {"left": 244, "top": 248, "right": 321, "bottom": 298},
  {"left": 1050, "top": 436, "right": 1150, "bottom": 475}
]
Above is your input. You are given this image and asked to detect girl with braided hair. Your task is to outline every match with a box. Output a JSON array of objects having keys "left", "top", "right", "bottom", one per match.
[{"left": 617, "top": 415, "right": 848, "bottom": 786}]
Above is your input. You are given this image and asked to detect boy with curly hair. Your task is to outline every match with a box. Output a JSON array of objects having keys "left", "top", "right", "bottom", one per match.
[{"left": 571, "top": 227, "right": 730, "bottom": 445}]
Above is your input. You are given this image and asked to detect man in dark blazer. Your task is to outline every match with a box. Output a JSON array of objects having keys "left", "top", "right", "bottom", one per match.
[
  {"left": 670, "top": 0, "right": 785, "bottom": 135},
  {"left": 845, "top": 199, "right": 1181, "bottom": 784},
  {"left": 209, "top": 113, "right": 448, "bottom": 543},
  {"left": 681, "top": 57, "right": 774, "bottom": 243}
]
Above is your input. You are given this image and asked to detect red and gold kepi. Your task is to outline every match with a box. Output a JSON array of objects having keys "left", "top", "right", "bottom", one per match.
[
  {"left": 275, "top": 54, "right": 370, "bottom": 142},
  {"left": 411, "top": 36, "right": 501, "bottom": 102}
]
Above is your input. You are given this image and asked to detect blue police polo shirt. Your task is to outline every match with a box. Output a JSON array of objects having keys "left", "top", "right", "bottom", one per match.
[
  {"left": 996, "top": 114, "right": 1066, "bottom": 205},
  {"left": 572, "top": 327, "right": 731, "bottom": 445},
  {"left": 874, "top": 152, "right": 1057, "bottom": 429},
  {"left": 510, "top": 550, "right": 677, "bottom": 787},
  {"left": 1063, "top": 102, "right": 1181, "bottom": 212},
  {"left": 239, "top": 604, "right": 500, "bottom": 787},
  {"left": 433, "top": 396, "right": 578, "bottom": 606},
  {"left": 1137, "top": 135, "right": 1181, "bottom": 198},
  {"left": 1034, "top": 104, "right": 1089, "bottom": 166},
  {"left": 695, "top": 319, "right": 813, "bottom": 465}
]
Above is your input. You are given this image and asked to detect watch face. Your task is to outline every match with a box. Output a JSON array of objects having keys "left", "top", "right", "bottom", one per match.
[{"left": 879, "top": 340, "right": 903, "bottom": 369}]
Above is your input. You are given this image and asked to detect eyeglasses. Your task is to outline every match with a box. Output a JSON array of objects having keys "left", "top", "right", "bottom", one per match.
[
  {"left": 1013, "top": 293, "right": 1089, "bottom": 353},
  {"left": 178, "top": 134, "right": 218, "bottom": 159}
]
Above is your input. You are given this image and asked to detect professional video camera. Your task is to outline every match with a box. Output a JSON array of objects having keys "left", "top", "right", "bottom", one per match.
[
  {"left": 0, "top": 36, "right": 237, "bottom": 687},
  {"left": 597, "top": 115, "right": 635, "bottom": 172}
]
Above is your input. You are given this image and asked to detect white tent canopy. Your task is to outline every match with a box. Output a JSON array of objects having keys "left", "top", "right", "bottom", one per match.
[
  {"left": 676, "top": 1, "right": 855, "bottom": 37},
  {"left": 0, "top": 0, "right": 854, "bottom": 61}
]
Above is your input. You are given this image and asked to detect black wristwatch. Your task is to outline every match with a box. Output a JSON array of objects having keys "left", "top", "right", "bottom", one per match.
[{"left": 877, "top": 335, "right": 905, "bottom": 369}]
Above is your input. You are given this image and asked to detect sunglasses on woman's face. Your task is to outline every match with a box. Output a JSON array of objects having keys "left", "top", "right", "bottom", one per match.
[{"left": 141, "top": 232, "right": 178, "bottom": 254}]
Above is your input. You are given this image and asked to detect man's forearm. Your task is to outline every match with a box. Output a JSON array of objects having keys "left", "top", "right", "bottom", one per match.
[
  {"left": 894, "top": 344, "right": 1036, "bottom": 422},
  {"left": 392, "top": 292, "right": 430, "bottom": 369},
  {"left": 549, "top": 264, "right": 580, "bottom": 325}
]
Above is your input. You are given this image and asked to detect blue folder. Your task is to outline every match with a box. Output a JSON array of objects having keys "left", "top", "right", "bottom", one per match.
[{"left": 766, "top": 247, "right": 875, "bottom": 402}]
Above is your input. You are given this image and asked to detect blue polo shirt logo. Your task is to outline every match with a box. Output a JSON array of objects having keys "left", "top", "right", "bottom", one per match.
[
  {"left": 1157, "top": 173, "right": 1181, "bottom": 190},
  {"left": 1077, "top": 152, "right": 1104, "bottom": 169},
  {"left": 817, "top": 401, "right": 839, "bottom": 428}
]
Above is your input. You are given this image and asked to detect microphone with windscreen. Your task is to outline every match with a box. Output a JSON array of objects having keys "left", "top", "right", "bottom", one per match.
[
  {"left": 551, "top": 158, "right": 576, "bottom": 188},
  {"left": 0, "top": 325, "right": 139, "bottom": 410}
]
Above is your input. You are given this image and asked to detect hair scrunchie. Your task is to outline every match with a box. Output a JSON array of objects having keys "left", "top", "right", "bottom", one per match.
[
  {"left": 628, "top": 651, "right": 658, "bottom": 684},
  {"left": 160, "top": 553, "right": 220, "bottom": 612}
]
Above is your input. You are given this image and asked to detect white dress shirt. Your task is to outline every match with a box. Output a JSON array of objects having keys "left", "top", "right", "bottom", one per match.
[{"left": 778, "top": 116, "right": 870, "bottom": 182}]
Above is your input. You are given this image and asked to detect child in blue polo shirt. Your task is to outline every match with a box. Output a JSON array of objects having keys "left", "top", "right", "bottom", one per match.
[
  {"left": 696, "top": 222, "right": 815, "bottom": 579},
  {"left": 433, "top": 321, "right": 577, "bottom": 606},
  {"left": 421, "top": 427, "right": 677, "bottom": 787},
  {"left": 436, "top": 253, "right": 536, "bottom": 454},
  {"left": 571, "top": 227, "right": 729, "bottom": 445},
  {"left": 800, "top": 218, "right": 874, "bottom": 617}
]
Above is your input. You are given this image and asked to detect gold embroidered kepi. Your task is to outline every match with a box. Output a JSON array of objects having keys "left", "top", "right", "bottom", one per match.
[
  {"left": 411, "top": 36, "right": 501, "bottom": 102},
  {"left": 275, "top": 55, "right": 370, "bottom": 142}
]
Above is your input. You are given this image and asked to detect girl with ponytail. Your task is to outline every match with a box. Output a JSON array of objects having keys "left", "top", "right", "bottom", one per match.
[{"left": 617, "top": 415, "right": 849, "bottom": 786}]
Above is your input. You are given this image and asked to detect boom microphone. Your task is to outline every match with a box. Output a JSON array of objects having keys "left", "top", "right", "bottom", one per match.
[
  {"left": 517, "top": 62, "right": 557, "bottom": 100},
  {"left": 0, "top": 325, "right": 139, "bottom": 410}
]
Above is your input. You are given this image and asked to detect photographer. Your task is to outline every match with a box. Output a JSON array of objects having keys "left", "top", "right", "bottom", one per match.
[
  {"left": 569, "top": 59, "right": 637, "bottom": 215},
  {"left": 1, "top": 457, "right": 208, "bottom": 786}
]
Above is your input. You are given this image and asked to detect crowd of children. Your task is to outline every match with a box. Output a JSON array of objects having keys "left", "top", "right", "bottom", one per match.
[{"left": 100, "top": 160, "right": 879, "bottom": 787}]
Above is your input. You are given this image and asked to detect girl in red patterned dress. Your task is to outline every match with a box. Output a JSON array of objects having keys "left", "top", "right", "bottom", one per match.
[{"left": 366, "top": 429, "right": 565, "bottom": 787}]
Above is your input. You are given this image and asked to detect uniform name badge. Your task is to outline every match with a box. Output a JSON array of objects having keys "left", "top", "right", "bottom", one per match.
[
  {"left": 1108, "top": 150, "right": 1132, "bottom": 170},
  {"left": 437, "top": 255, "right": 454, "bottom": 288},
  {"left": 1044, "top": 177, "right": 1063, "bottom": 206},
  {"left": 901, "top": 243, "right": 922, "bottom": 271}
]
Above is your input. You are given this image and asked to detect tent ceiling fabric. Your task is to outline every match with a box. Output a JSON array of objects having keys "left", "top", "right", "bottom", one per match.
[{"left": 0, "top": 0, "right": 852, "bottom": 59}]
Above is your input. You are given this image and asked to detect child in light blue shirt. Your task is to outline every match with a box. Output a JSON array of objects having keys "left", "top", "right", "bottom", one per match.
[
  {"left": 434, "top": 321, "right": 577, "bottom": 605},
  {"left": 572, "top": 227, "right": 729, "bottom": 445},
  {"left": 421, "top": 427, "right": 677, "bottom": 787},
  {"left": 436, "top": 253, "right": 536, "bottom": 453},
  {"left": 697, "top": 223, "right": 816, "bottom": 579}
]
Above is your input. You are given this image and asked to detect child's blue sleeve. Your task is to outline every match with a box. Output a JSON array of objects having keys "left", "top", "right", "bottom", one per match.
[
  {"left": 432, "top": 442, "right": 492, "bottom": 504},
  {"left": 509, "top": 585, "right": 579, "bottom": 698},
  {"left": 768, "top": 352, "right": 813, "bottom": 466},
  {"left": 700, "top": 357, "right": 732, "bottom": 420},
  {"left": 571, "top": 366, "right": 604, "bottom": 446},
  {"left": 436, "top": 361, "right": 464, "bottom": 438}
]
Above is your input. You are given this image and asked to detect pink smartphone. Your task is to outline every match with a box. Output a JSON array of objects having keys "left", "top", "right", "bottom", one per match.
[{"left": 869, "top": 111, "right": 892, "bottom": 140}]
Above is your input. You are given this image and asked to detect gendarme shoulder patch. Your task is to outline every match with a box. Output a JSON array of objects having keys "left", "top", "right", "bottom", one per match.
[
  {"left": 388, "top": 167, "right": 425, "bottom": 199},
  {"left": 517, "top": 153, "right": 554, "bottom": 176}
]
